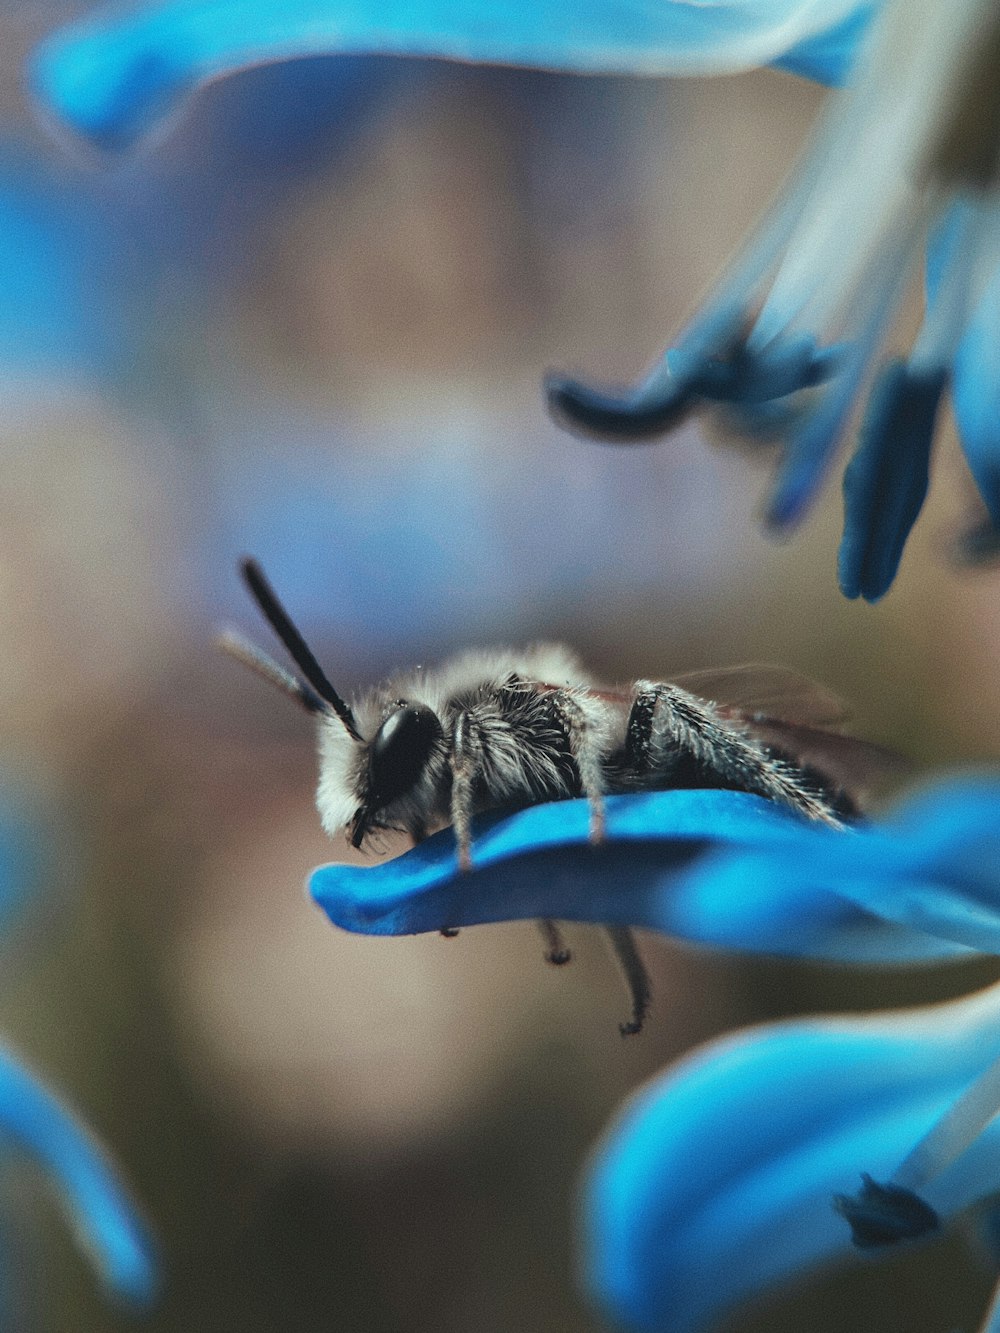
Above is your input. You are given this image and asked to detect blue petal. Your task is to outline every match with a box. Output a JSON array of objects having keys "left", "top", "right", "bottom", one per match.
[
  {"left": 838, "top": 359, "right": 945, "bottom": 602},
  {"left": 770, "top": 2, "right": 878, "bottom": 86},
  {"left": 585, "top": 987, "right": 1000, "bottom": 1332},
  {"left": 685, "top": 778, "right": 1000, "bottom": 955},
  {"left": 950, "top": 263, "right": 1000, "bottom": 527},
  {"left": 925, "top": 201, "right": 968, "bottom": 303},
  {"left": 32, "top": 0, "right": 867, "bottom": 151},
  {"left": 0, "top": 1049, "right": 157, "bottom": 1305},
  {"left": 694, "top": 336, "right": 841, "bottom": 405},
  {"left": 925, "top": 202, "right": 1000, "bottom": 529},
  {"left": 309, "top": 786, "right": 977, "bottom": 965}
]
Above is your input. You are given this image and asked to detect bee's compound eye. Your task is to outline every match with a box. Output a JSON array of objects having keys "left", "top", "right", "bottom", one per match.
[{"left": 368, "top": 705, "right": 443, "bottom": 805}]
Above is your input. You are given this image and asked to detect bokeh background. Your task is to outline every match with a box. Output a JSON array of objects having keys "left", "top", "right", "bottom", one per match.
[{"left": 1, "top": 4, "right": 1000, "bottom": 1330}]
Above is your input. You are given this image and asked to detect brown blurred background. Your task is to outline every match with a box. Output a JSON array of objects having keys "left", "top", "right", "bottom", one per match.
[{"left": 0, "top": 7, "right": 999, "bottom": 1331}]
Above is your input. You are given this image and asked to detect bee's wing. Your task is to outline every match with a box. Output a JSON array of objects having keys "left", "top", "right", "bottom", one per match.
[
  {"left": 588, "top": 665, "right": 906, "bottom": 803},
  {"left": 672, "top": 663, "right": 907, "bottom": 798},
  {"left": 742, "top": 719, "right": 910, "bottom": 802},
  {"left": 670, "top": 663, "right": 850, "bottom": 727}
]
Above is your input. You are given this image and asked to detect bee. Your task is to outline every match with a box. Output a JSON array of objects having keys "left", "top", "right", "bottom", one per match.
[{"left": 221, "top": 558, "right": 884, "bottom": 1036}]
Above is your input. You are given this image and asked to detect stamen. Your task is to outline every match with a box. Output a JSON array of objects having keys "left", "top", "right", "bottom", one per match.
[
  {"left": 891, "top": 1051, "right": 1000, "bottom": 1196},
  {"left": 911, "top": 196, "right": 995, "bottom": 376},
  {"left": 751, "top": 0, "right": 969, "bottom": 346},
  {"left": 764, "top": 217, "right": 921, "bottom": 531},
  {"left": 753, "top": 167, "right": 918, "bottom": 349}
]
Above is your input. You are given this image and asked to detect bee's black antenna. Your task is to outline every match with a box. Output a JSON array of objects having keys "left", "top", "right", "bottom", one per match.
[
  {"left": 216, "top": 629, "right": 326, "bottom": 714},
  {"left": 238, "top": 557, "right": 361, "bottom": 739}
]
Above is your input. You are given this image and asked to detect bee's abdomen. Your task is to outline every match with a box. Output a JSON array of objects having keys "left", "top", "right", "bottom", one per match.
[{"left": 611, "top": 682, "right": 845, "bottom": 826}]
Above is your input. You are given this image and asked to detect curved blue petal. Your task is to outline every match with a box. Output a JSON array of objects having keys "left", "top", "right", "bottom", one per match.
[
  {"left": 309, "top": 785, "right": 987, "bottom": 965},
  {"left": 585, "top": 986, "right": 1000, "bottom": 1332},
  {"left": 695, "top": 335, "right": 842, "bottom": 404},
  {"left": 0, "top": 1048, "right": 157, "bottom": 1305},
  {"left": 770, "top": 2, "right": 877, "bottom": 86},
  {"left": 32, "top": 0, "right": 866, "bottom": 151},
  {"left": 949, "top": 262, "right": 1000, "bottom": 527},
  {"left": 682, "top": 778, "right": 1000, "bottom": 955}
]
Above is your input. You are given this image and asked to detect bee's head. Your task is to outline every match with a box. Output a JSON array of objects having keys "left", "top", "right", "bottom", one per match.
[
  {"left": 221, "top": 559, "right": 446, "bottom": 850},
  {"left": 343, "top": 702, "right": 445, "bottom": 848}
]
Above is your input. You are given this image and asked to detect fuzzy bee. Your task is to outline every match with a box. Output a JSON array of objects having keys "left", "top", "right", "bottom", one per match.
[{"left": 221, "top": 558, "right": 881, "bottom": 1035}]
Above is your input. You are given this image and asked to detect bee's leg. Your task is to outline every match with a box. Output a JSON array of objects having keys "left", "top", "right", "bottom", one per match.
[
  {"left": 449, "top": 710, "right": 480, "bottom": 872},
  {"left": 538, "top": 919, "right": 571, "bottom": 965},
  {"left": 628, "top": 682, "right": 842, "bottom": 826},
  {"left": 604, "top": 925, "right": 651, "bottom": 1037},
  {"left": 548, "top": 690, "right": 606, "bottom": 841}
]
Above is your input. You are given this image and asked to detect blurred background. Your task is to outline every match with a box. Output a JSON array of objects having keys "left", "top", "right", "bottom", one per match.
[{"left": 1, "top": 3, "right": 1000, "bottom": 1330}]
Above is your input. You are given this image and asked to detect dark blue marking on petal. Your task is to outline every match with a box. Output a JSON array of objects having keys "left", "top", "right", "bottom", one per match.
[
  {"left": 544, "top": 363, "right": 696, "bottom": 442},
  {"left": 838, "top": 359, "right": 946, "bottom": 602},
  {"left": 833, "top": 1173, "right": 940, "bottom": 1249},
  {"left": 694, "top": 336, "right": 842, "bottom": 404}
]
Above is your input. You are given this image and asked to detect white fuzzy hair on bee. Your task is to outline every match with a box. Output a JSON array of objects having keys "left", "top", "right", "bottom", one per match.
[{"left": 220, "top": 557, "right": 871, "bottom": 1035}]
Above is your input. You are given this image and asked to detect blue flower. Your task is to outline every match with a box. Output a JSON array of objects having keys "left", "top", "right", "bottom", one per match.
[
  {"left": 310, "top": 777, "right": 1000, "bottom": 965},
  {"left": 545, "top": 0, "right": 1000, "bottom": 601},
  {"left": 0, "top": 1047, "right": 157, "bottom": 1309},
  {"left": 31, "top": 0, "right": 1000, "bottom": 599},
  {"left": 310, "top": 777, "right": 1000, "bottom": 1327},
  {"left": 584, "top": 981, "right": 1000, "bottom": 1331}
]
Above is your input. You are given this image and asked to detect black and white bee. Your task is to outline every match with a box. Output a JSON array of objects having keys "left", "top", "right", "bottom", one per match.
[{"left": 221, "top": 558, "right": 884, "bottom": 1035}]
